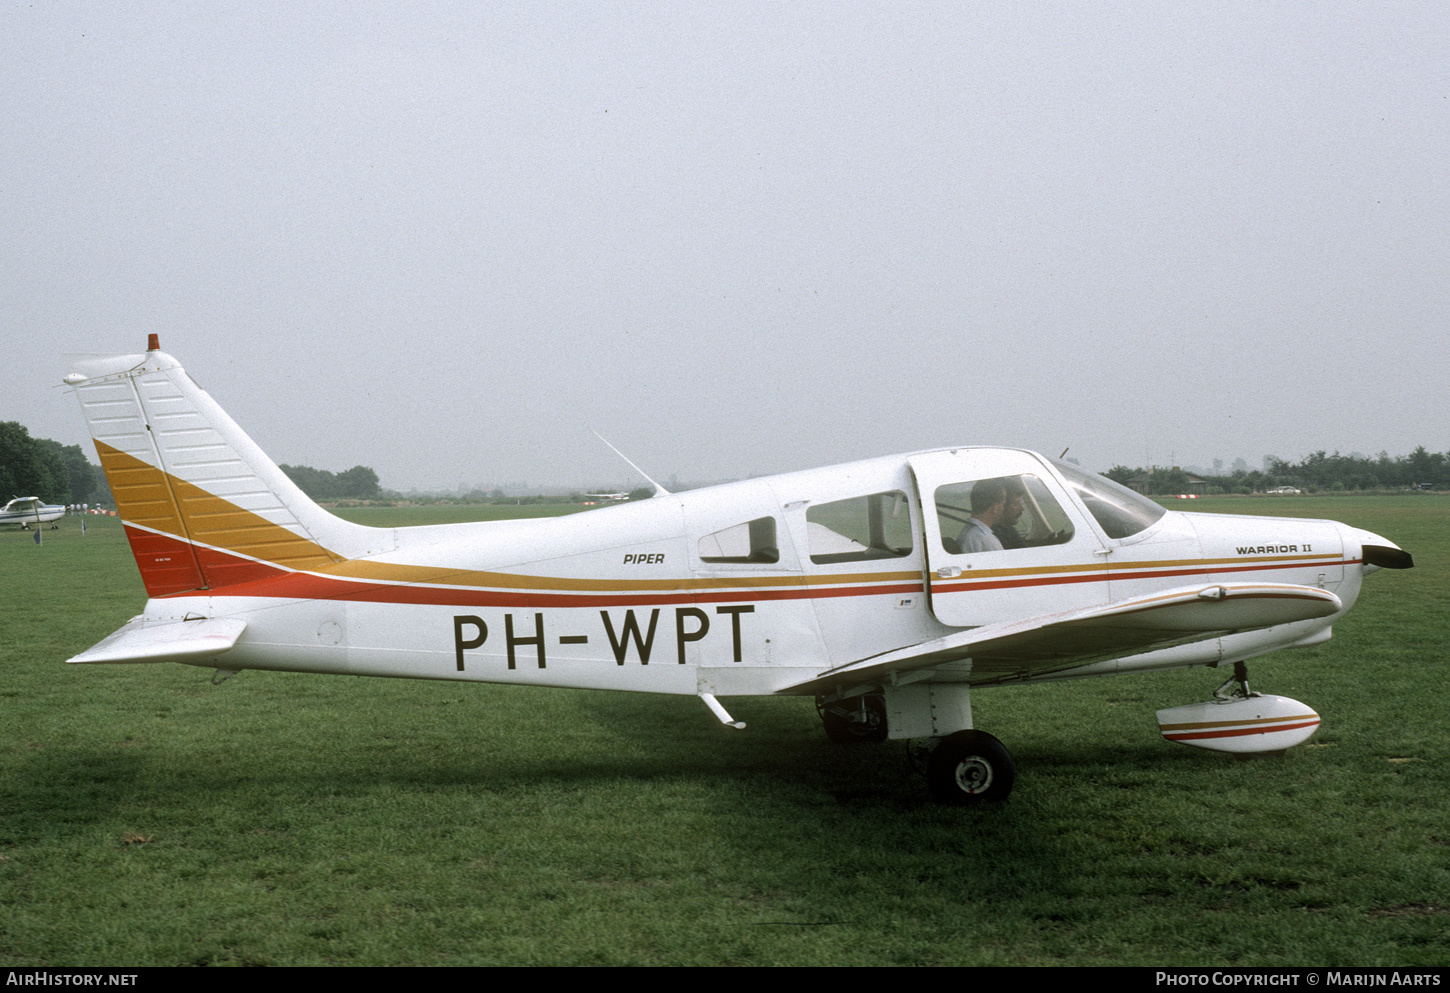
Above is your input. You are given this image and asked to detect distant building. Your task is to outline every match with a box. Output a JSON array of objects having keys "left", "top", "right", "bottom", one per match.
[{"left": 1125, "top": 467, "right": 1209, "bottom": 496}]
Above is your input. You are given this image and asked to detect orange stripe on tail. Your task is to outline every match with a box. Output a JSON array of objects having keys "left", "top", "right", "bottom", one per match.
[{"left": 96, "top": 441, "right": 340, "bottom": 595}]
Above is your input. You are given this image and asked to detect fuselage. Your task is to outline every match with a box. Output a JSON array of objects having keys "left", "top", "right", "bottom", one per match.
[{"left": 128, "top": 448, "right": 1387, "bottom": 697}]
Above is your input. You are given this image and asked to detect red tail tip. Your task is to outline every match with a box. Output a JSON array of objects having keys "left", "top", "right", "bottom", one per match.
[{"left": 147, "top": 334, "right": 160, "bottom": 351}]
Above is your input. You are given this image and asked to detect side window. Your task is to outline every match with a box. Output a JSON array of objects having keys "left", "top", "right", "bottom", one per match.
[
  {"left": 934, "top": 474, "right": 1073, "bottom": 554},
  {"left": 698, "top": 516, "right": 780, "bottom": 564},
  {"left": 807, "top": 491, "right": 913, "bottom": 564}
]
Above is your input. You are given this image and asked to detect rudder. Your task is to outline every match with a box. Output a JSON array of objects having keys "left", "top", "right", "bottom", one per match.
[{"left": 66, "top": 337, "right": 390, "bottom": 595}]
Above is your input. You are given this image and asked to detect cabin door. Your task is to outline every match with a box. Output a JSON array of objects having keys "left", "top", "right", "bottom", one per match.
[{"left": 907, "top": 450, "right": 1111, "bottom": 628}]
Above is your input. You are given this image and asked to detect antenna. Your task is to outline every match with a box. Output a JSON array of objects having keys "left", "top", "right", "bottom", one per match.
[{"left": 590, "top": 429, "right": 671, "bottom": 497}]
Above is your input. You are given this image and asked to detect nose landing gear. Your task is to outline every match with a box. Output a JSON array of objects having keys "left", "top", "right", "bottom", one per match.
[
  {"left": 1157, "top": 661, "right": 1321, "bottom": 755},
  {"left": 1213, "top": 660, "right": 1256, "bottom": 702}
]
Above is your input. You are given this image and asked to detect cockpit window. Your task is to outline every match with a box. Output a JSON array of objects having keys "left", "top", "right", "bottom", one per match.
[{"left": 1050, "top": 458, "right": 1166, "bottom": 539}]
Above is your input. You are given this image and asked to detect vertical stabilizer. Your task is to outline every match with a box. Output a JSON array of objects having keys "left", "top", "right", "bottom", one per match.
[{"left": 65, "top": 339, "right": 391, "bottom": 595}]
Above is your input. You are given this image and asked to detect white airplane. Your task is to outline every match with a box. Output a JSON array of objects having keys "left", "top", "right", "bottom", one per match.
[
  {"left": 585, "top": 492, "right": 632, "bottom": 502},
  {"left": 62, "top": 338, "right": 1413, "bottom": 804},
  {"left": 2, "top": 496, "right": 66, "bottom": 528}
]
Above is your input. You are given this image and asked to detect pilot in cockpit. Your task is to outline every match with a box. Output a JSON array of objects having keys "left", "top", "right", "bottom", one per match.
[{"left": 957, "top": 477, "right": 1027, "bottom": 553}]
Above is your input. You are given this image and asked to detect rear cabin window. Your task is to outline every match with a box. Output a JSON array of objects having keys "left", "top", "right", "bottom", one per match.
[
  {"left": 806, "top": 491, "right": 913, "bottom": 564},
  {"left": 698, "top": 516, "right": 780, "bottom": 564}
]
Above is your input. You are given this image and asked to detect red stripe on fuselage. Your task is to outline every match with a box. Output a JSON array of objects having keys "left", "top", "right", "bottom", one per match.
[
  {"left": 140, "top": 535, "right": 1352, "bottom": 611},
  {"left": 933, "top": 557, "right": 1347, "bottom": 595},
  {"left": 155, "top": 568, "right": 926, "bottom": 608}
]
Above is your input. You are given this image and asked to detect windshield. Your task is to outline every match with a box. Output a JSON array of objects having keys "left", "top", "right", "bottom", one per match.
[{"left": 1050, "top": 458, "right": 1166, "bottom": 539}]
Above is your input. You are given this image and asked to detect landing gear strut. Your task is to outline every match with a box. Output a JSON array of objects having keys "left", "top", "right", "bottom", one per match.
[{"left": 1213, "top": 661, "right": 1257, "bottom": 701}]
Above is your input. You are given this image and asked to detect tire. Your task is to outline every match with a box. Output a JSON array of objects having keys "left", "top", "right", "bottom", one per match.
[
  {"left": 820, "top": 694, "right": 888, "bottom": 743},
  {"left": 927, "top": 730, "right": 1014, "bottom": 804}
]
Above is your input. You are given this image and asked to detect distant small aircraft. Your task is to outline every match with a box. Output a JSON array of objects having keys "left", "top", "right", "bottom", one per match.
[
  {"left": 585, "top": 492, "right": 632, "bottom": 502},
  {"left": 1, "top": 496, "right": 65, "bottom": 529},
  {"left": 62, "top": 338, "right": 1413, "bottom": 803}
]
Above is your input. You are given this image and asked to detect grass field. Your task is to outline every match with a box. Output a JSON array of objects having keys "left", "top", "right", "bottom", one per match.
[{"left": 2, "top": 497, "right": 1447, "bottom": 966}]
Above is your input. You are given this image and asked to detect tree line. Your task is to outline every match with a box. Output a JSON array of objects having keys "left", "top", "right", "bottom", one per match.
[
  {"left": 6, "top": 416, "right": 1443, "bottom": 508},
  {"left": 278, "top": 463, "right": 381, "bottom": 501},
  {"left": 0, "top": 422, "right": 104, "bottom": 505},
  {"left": 1106, "top": 446, "right": 1448, "bottom": 494},
  {"left": 0, "top": 420, "right": 381, "bottom": 507}
]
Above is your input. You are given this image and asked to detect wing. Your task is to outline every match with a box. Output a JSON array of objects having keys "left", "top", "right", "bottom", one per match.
[
  {"left": 67, "top": 616, "right": 248, "bottom": 665},
  {"left": 783, "top": 582, "right": 1341, "bottom": 694}
]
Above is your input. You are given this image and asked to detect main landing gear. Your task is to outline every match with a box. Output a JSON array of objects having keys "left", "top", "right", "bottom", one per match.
[
  {"left": 816, "top": 687, "right": 1016, "bottom": 804},
  {"left": 920, "top": 730, "right": 1015, "bottom": 805}
]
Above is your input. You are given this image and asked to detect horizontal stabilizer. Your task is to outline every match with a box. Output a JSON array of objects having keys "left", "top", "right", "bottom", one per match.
[
  {"left": 785, "top": 582, "right": 1342, "bottom": 694},
  {"left": 67, "top": 616, "right": 247, "bottom": 665}
]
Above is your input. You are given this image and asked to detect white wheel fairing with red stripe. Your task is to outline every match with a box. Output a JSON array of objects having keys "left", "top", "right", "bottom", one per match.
[
  {"left": 61, "top": 341, "right": 1413, "bottom": 800},
  {"left": 1156, "top": 695, "right": 1322, "bottom": 753}
]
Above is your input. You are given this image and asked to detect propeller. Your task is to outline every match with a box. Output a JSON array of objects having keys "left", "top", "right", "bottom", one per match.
[{"left": 1363, "top": 545, "right": 1414, "bottom": 570}]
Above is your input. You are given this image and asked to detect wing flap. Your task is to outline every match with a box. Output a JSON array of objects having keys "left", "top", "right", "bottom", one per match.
[
  {"left": 67, "top": 616, "right": 248, "bottom": 665},
  {"left": 784, "top": 582, "right": 1341, "bottom": 694}
]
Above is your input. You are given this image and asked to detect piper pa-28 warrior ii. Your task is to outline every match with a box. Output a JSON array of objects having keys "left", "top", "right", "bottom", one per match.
[{"left": 63, "top": 338, "right": 1413, "bottom": 803}]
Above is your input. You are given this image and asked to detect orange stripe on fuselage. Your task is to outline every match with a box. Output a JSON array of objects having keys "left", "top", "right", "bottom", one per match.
[
  {"left": 144, "top": 537, "right": 1352, "bottom": 609},
  {"left": 155, "top": 564, "right": 926, "bottom": 608},
  {"left": 97, "top": 441, "right": 1354, "bottom": 609},
  {"left": 317, "top": 558, "right": 921, "bottom": 592},
  {"left": 932, "top": 557, "right": 1346, "bottom": 594},
  {"left": 148, "top": 549, "right": 1356, "bottom": 610}
]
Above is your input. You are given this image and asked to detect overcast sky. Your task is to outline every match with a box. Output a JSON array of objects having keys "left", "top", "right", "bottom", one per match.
[{"left": 4, "top": 2, "right": 1447, "bottom": 491}]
